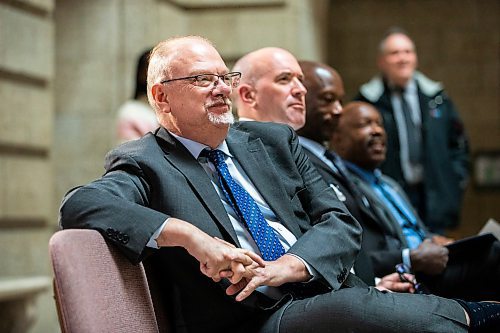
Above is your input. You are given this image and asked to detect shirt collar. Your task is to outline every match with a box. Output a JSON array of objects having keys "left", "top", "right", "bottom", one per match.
[
  {"left": 298, "top": 136, "right": 327, "bottom": 158},
  {"left": 237, "top": 117, "right": 256, "bottom": 123},
  {"left": 388, "top": 77, "right": 417, "bottom": 94},
  {"left": 343, "top": 160, "right": 381, "bottom": 185},
  {"left": 169, "top": 131, "right": 232, "bottom": 159},
  {"left": 405, "top": 78, "right": 417, "bottom": 94}
]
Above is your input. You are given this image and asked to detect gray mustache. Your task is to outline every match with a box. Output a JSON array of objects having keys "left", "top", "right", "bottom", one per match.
[{"left": 206, "top": 98, "right": 231, "bottom": 108}]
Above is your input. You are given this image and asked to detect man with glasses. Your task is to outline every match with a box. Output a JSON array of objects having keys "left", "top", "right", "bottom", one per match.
[{"left": 60, "top": 36, "right": 498, "bottom": 332}]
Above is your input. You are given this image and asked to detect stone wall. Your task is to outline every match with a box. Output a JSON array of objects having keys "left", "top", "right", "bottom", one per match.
[{"left": 0, "top": 0, "right": 57, "bottom": 331}]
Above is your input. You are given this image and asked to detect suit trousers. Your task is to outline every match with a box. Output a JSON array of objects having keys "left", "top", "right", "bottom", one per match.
[{"left": 271, "top": 287, "right": 467, "bottom": 333}]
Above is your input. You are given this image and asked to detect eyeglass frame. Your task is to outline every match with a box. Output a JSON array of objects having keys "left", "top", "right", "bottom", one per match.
[
  {"left": 395, "top": 263, "right": 429, "bottom": 295},
  {"left": 160, "top": 72, "right": 242, "bottom": 88}
]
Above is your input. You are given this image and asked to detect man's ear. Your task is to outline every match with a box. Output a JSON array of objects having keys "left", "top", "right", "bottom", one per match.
[
  {"left": 151, "top": 83, "right": 171, "bottom": 113},
  {"left": 238, "top": 84, "right": 256, "bottom": 107}
]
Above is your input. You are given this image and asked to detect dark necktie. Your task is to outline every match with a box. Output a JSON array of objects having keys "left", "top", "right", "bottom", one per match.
[
  {"left": 396, "top": 87, "right": 422, "bottom": 164},
  {"left": 204, "top": 149, "right": 285, "bottom": 261}
]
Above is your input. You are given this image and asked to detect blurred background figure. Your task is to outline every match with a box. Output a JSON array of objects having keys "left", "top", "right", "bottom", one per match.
[
  {"left": 354, "top": 27, "right": 470, "bottom": 234},
  {"left": 116, "top": 47, "right": 159, "bottom": 143}
]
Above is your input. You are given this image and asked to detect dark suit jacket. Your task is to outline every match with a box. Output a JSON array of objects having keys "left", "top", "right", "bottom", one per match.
[
  {"left": 348, "top": 171, "right": 430, "bottom": 277},
  {"left": 303, "top": 147, "right": 390, "bottom": 284},
  {"left": 348, "top": 170, "right": 500, "bottom": 300},
  {"left": 60, "top": 122, "right": 363, "bottom": 333}
]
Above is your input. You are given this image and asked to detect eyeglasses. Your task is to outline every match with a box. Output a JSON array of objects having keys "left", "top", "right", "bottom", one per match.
[
  {"left": 395, "top": 264, "right": 429, "bottom": 294},
  {"left": 161, "top": 72, "right": 241, "bottom": 88}
]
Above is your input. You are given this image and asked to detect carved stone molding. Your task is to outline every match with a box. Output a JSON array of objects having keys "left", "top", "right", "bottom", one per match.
[{"left": 160, "top": 0, "right": 285, "bottom": 11}]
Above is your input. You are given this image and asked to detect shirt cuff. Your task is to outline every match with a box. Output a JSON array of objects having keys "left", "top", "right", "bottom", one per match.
[
  {"left": 286, "top": 253, "right": 318, "bottom": 282},
  {"left": 402, "top": 248, "right": 412, "bottom": 269},
  {"left": 146, "top": 220, "right": 168, "bottom": 249}
]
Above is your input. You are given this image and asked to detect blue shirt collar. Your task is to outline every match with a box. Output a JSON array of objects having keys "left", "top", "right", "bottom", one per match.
[
  {"left": 298, "top": 136, "right": 327, "bottom": 157},
  {"left": 342, "top": 160, "right": 382, "bottom": 185}
]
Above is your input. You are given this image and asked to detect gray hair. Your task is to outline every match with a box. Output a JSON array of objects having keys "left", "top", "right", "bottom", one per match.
[
  {"left": 377, "top": 27, "right": 415, "bottom": 54},
  {"left": 146, "top": 36, "right": 214, "bottom": 112}
]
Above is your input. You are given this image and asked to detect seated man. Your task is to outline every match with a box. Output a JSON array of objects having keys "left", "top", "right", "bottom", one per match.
[
  {"left": 233, "top": 50, "right": 414, "bottom": 292},
  {"left": 331, "top": 101, "right": 500, "bottom": 301},
  {"left": 60, "top": 36, "right": 498, "bottom": 332},
  {"left": 296, "top": 60, "right": 411, "bottom": 289}
]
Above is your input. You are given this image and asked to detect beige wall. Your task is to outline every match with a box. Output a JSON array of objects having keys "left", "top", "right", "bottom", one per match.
[
  {"left": 327, "top": 0, "right": 500, "bottom": 237},
  {"left": 0, "top": 0, "right": 58, "bottom": 331}
]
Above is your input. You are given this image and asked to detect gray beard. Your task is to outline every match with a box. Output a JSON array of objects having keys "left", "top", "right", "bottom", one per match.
[{"left": 208, "top": 110, "right": 234, "bottom": 125}]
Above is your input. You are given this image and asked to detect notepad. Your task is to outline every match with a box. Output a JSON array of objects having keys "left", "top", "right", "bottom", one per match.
[
  {"left": 478, "top": 218, "right": 500, "bottom": 239},
  {"left": 446, "top": 233, "right": 497, "bottom": 255}
]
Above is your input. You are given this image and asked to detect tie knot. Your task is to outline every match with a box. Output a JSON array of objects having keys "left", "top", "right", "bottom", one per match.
[
  {"left": 393, "top": 86, "right": 406, "bottom": 95},
  {"left": 202, "top": 149, "right": 225, "bottom": 166},
  {"left": 373, "top": 169, "right": 384, "bottom": 184}
]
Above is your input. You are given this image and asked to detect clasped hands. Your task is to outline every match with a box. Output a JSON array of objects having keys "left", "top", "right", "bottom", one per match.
[{"left": 194, "top": 237, "right": 309, "bottom": 302}]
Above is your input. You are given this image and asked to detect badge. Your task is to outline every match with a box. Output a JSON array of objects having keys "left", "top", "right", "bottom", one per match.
[{"left": 330, "top": 184, "right": 346, "bottom": 201}]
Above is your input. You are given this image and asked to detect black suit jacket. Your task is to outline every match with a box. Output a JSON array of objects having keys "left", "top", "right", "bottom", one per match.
[
  {"left": 60, "top": 122, "right": 363, "bottom": 333},
  {"left": 347, "top": 171, "right": 431, "bottom": 277},
  {"left": 302, "top": 148, "right": 390, "bottom": 284},
  {"left": 348, "top": 170, "right": 500, "bottom": 300}
]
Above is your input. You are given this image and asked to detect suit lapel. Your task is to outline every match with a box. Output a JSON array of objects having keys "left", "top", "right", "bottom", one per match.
[
  {"left": 350, "top": 174, "right": 407, "bottom": 244},
  {"left": 226, "top": 129, "right": 302, "bottom": 237},
  {"left": 307, "top": 149, "right": 380, "bottom": 224},
  {"left": 155, "top": 128, "right": 240, "bottom": 245}
]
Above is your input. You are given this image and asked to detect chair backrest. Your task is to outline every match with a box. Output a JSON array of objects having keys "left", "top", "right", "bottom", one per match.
[{"left": 49, "top": 229, "right": 162, "bottom": 333}]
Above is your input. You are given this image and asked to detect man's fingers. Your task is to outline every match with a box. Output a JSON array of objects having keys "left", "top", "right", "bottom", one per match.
[
  {"left": 219, "top": 269, "right": 233, "bottom": 279},
  {"left": 227, "top": 251, "right": 254, "bottom": 266},
  {"left": 235, "top": 279, "right": 261, "bottom": 302},
  {"left": 390, "top": 281, "right": 415, "bottom": 293},
  {"left": 228, "top": 262, "right": 246, "bottom": 284},
  {"left": 225, "top": 279, "right": 247, "bottom": 296},
  {"left": 245, "top": 251, "right": 266, "bottom": 267}
]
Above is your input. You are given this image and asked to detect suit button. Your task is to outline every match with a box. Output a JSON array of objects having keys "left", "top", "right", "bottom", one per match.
[
  {"left": 106, "top": 228, "right": 114, "bottom": 237},
  {"left": 337, "top": 274, "right": 343, "bottom": 283},
  {"left": 122, "top": 235, "right": 129, "bottom": 244}
]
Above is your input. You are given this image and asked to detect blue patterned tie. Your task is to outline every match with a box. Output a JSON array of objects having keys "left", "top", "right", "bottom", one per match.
[{"left": 204, "top": 149, "right": 285, "bottom": 261}]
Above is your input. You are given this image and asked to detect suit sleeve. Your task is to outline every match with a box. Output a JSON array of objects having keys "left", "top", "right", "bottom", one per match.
[
  {"left": 445, "top": 96, "right": 470, "bottom": 189},
  {"left": 59, "top": 151, "right": 169, "bottom": 264},
  {"left": 284, "top": 128, "right": 363, "bottom": 291}
]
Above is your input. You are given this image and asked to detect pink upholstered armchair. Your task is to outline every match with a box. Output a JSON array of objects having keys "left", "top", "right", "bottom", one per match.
[{"left": 49, "top": 229, "right": 170, "bottom": 333}]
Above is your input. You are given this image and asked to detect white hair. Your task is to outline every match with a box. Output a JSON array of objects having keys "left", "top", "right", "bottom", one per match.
[{"left": 146, "top": 36, "right": 214, "bottom": 113}]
